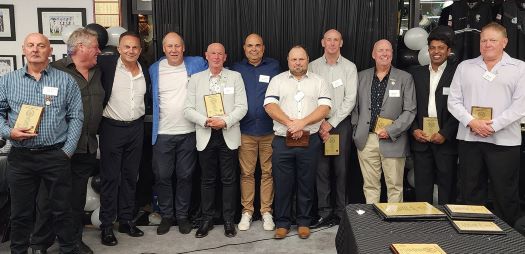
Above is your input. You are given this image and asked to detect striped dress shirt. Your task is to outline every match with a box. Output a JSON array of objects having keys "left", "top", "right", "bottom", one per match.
[{"left": 0, "top": 65, "right": 83, "bottom": 156}]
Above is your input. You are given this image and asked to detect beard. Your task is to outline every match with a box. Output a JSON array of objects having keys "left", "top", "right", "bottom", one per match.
[{"left": 290, "top": 67, "right": 307, "bottom": 77}]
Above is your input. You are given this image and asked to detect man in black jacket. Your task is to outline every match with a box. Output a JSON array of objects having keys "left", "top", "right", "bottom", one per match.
[{"left": 409, "top": 27, "right": 459, "bottom": 205}]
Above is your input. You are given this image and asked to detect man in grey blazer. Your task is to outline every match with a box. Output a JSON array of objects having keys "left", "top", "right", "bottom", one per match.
[
  {"left": 184, "top": 43, "right": 248, "bottom": 238},
  {"left": 351, "top": 39, "right": 416, "bottom": 204}
]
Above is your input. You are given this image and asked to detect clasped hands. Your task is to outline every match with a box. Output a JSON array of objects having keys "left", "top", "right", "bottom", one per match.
[
  {"left": 468, "top": 119, "right": 494, "bottom": 138},
  {"left": 287, "top": 118, "right": 307, "bottom": 140},
  {"left": 205, "top": 117, "right": 226, "bottom": 130},
  {"left": 412, "top": 129, "right": 446, "bottom": 144}
]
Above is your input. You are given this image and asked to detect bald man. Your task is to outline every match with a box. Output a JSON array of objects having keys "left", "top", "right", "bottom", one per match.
[
  {"left": 184, "top": 43, "right": 247, "bottom": 238},
  {"left": 149, "top": 32, "right": 207, "bottom": 235},
  {"left": 231, "top": 34, "right": 280, "bottom": 231},
  {"left": 0, "top": 33, "right": 83, "bottom": 254},
  {"left": 309, "top": 29, "right": 357, "bottom": 228},
  {"left": 351, "top": 39, "right": 416, "bottom": 204}
]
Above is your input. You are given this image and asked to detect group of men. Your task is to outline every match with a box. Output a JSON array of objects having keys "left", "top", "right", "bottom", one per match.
[{"left": 0, "top": 20, "right": 524, "bottom": 254}]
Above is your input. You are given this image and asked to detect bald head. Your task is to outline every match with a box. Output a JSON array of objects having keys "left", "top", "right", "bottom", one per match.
[
  {"left": 206, "top": 43, "right": 227, "bottom": 72},
  {"left": 372, "top": 39, "right": 393, "bottom": 68},
  {"left": 321, "top": 29, "right": 343, "bottom": 55},
  {"left": 243, "top": 33, "right": 265, "bottom": 66},
  {"left": 23, "top": 33, "right": 52, "bottom": 67},
  {"left": 162, "top": 32, "right": 185, "bottom": 66}
]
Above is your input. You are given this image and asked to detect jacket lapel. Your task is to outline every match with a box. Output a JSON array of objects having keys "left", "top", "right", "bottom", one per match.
[
  {"left": 435, "top": 62, "right": 453, "bottom": 119},
  {"left": 382, "top": 67, "right": 397, "bottom": 106}
]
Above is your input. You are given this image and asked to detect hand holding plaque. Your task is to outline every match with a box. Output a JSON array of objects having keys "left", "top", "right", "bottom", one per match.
[
  {"left": 14, "top": 104, "right": 44, "bottom": 134},
  {"left": 324, "top": 134, "right": 340, "bottom": 155},
  {"left": 375, "top": 116, "right": 394, "bottom": 134},
  {"left": 471, "top": 106, "right": 492, "bottom": 120},
  {"left": 204, "top": 93, "right": 225, "bottom": 117},
  {"left": 423, "top": 117, "right": 440, "bottom": 140}
]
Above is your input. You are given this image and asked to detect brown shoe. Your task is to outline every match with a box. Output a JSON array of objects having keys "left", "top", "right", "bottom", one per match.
[
  {"left": 274, "top": 227, "right": 289, "bottom": 239},
  {"left": 298, "top": 226, "right": 310, "bottom": 239}
]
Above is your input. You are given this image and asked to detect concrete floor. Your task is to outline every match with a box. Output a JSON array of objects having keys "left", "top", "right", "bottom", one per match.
[{"left": 0, "top": 221, "right": 338, "bottom": 253}]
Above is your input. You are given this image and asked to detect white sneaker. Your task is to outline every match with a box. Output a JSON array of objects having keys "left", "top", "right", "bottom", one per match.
[
  {"left": 262, "top": 212, "right": 275, "bottom": 231},
  {"left": 238, "top": 212, "right": 252, "bottom": 231}
]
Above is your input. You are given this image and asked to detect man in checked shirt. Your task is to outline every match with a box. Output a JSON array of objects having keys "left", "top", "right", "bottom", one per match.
[{"left": 0, "top": 32, "right": 83, "bottom": 254}]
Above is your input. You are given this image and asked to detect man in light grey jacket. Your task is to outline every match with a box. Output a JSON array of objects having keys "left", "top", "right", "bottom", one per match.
[
  {"left": 351, "top": 39, "right": 416, "bottom": 204},
  {"left": 184, "top": 43, "right": 247, "bottom": 238}
]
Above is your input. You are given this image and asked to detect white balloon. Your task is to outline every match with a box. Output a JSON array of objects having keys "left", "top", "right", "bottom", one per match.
[
  {"left": 407, "top": 168, "right": 415, "bottom": 188},
  {"left": 84, "top": 178, "right": 100, "bottom": 211},
  {"left": 106, "top": 26, "right": 127, "bottom": 46},
  {"left": 91, "top": 207, "right": 102, "bottom": 228},
  {"left": 404, "top": 27, "right": 429, "bottom": 50},
  {"left": 61, "top": 25, "right": 82, "bottom": 44},
  {"left": 418, "top": 45, "right": 431, "bottom": 66}
]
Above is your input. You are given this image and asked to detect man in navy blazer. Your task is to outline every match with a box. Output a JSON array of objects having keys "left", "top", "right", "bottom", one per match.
[{"left": 409, "top": 28, "right": 459, "bottom": 205}]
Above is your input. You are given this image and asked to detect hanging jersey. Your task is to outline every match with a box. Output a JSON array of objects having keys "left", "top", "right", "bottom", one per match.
[{"left": 496, "top": 0, "right": 525, "bottom": 61}]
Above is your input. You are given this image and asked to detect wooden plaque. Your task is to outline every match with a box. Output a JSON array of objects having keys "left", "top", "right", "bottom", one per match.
[
  {"left": 14, "top": 104, "right": 44, "bottom": 134},
  {"left": 204, "top": 93, "right": 225, "bottom": 117}
]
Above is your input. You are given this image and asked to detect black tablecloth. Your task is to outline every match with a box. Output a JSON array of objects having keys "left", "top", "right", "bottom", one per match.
[{"left": 335, "top": 204, "right": 525, "bottom": 254}]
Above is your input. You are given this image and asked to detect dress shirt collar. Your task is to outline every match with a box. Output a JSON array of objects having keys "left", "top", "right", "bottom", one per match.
[
  {"left": 322, "top": 54, "right": 341, "bottom": 64},
  {"left": 428, "top": 60, "right": 447, "bottom": 73},
  {"left": 117, "top": 57, "right": 143, "bottom": 75},
  {"left": 473, "top": 52, "right": 518, "bottom": 69},
  {"left": 22, "top": 64, "right": 51, "bottom": 78},
  {"left": 242, "top": 57, "right": 269, "bottom": 67},
  {"left": 209, "top": 70, "right": 223, "bottom": 79},
  {"left": 287, "top": 70, "right": 310, "bottom": 80}
]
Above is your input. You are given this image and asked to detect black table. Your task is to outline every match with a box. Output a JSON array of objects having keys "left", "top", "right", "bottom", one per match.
[{"left": 335, "top": 204, "right": 525, "bottom": 253}]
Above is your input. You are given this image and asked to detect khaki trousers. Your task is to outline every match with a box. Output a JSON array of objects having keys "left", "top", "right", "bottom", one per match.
[
  {"left": 239, "top": 133, "right": 274, "bottom": 214},
  {"left": 357, "top": 133, "right": 405, "bottom": 204}
]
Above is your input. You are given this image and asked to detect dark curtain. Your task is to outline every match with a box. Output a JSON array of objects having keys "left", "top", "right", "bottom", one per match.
[{"left": 152, "top": 0, "right": 398, "bottom": 71}]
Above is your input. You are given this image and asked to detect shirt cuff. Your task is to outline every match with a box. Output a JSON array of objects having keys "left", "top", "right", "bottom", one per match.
[
  {"left": 264, "top": 97, "right": 279, "bottom": 106},
  {"left": 318, "top": 98, "right": 332, "bottom": 108}
]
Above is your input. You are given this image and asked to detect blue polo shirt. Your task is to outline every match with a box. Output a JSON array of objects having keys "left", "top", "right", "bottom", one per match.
[{"left": 231, "top": 57, "right": 280, "bottom": 136}]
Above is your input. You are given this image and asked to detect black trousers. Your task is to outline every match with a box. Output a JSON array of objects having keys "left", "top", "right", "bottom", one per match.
[
  {"left": 458, "top": 141, "right": 521, "bottom": 226},
  {"left": 198, "top": 130, "right": 237, "bottom": 222},
  {"left": 273, "top": 135, "right": 321, "bottom": 229},
  {"left": 30, "top": 152, "right": 97, "bottom": 250},
  {"left": 413, "top": 145, "right": 457, "bottom": 205},
  {"left": 7, "top": 147, "right": 76, "bottom": 254},
  {"left": 316, "top": 118, "right": 352, "bottom": 218},
  {"left": 99, "top": 117, "right": 144, "bottom": 228},
  {"left": 152, "top": 133, "right": 197, "bottom": 220}
]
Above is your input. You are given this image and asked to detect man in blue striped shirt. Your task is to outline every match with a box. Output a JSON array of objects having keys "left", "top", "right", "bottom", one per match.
[{"left": 0, "top": 33, "right": 83, "bottom": 254}]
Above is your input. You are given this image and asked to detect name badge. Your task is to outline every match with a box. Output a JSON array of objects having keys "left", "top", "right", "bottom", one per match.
[
  {"left": 442, "top": 87, "right": 450, "bottom": 95},
  {"left": 482, "top": 71, "right": 496, "bottom": 82},
  {"left": 259, "top": 75, "right": 270, "bottom": 83},
  {"left": 331, "top": 79, "right": 343, "bottom": 88},
  {"left": 42, "top": 86, "right": 58, "bottom": 96},
  {"left": 223, "top": 86, "right": 234, "bottom": 95},
  {"left": 389, "top": 89, "right": 400, "bottom": 97},
  {"left": 294, "top": 91, "right": 305, "bottom": 102}
]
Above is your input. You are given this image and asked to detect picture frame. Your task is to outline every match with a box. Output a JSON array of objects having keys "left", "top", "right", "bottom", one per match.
[
  {"left": 22, "top": 55, "right": 55, "bottom": 66},
  {"left": 0, "top": 5, "right": 16, "bottom": 41},
  {"left": 37, "top": 8, "right": 86, "bottom": 44},
  {"left": 0, "top": 55, "right": 16, "bottom": 76}
]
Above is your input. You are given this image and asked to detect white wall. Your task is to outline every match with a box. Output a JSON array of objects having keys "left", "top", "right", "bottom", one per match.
[{"left": 0, "top": 0, "right": 94, "bottom": 69}]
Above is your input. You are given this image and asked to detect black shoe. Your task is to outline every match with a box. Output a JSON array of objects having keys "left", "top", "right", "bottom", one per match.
[
  {"left": 157, "top": 217, "right": 173, "bottom": 235},
  {"left": 31, "top": 249, "right": 47, "bottom": 254},
  {"left": 101, "top": 227, "right": 118, "bottom": 246},
  {"left": 118, "top": 221, "right": 144, "bottom": 237},
  {"left": 178, "top": 218, "right": 193, "bottom": 234},
  {"left": 224, "top": 221, "right": 237, "bottom": 237},
  {"left": 195, "top": 220, "right": 214, "bottom": 238},
  {"left": 310, "top": 215, "right": 335, "bottom": 229},
  {"left": 78, "top": 241, "right": 94, "bottom": 254}
]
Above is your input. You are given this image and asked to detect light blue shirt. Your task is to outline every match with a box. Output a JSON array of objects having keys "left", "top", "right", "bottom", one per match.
[
  {"left": 447, "top": 52, "right": 525, "bottom": 146},
  {"left": 0, "top": 65, "right": 83, "bottom": 155}
]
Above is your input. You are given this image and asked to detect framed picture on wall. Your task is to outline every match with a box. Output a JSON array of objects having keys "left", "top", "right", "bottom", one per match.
[
  {"left": 0, "top": 55, "right": 16, "bottom": 76},
  {"left": 0, "top": 5, "right": 16, "bottom": 41},
  {"left": 37, "top": 8, "right": 86, "bottom": 44},
  {"left": 22, "top": 55, "right": 55, "bottom": 66}
]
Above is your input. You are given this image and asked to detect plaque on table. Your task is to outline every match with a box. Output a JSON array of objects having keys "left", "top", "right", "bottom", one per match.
[
  {"left": 471, "top": 106, "right": 492, "bottom": 120},
  {"left": 324, "top": 134, "right": 340, "bottom": 156},
  {"left": 423, "top": 117, "right": 440, "bottom": 138},
  {"left": 374, "top": 116, "right": 394, "bottom": 133},
  {"left": 204, "top": 93, "right": 225, "bottom": 117},
  {"left": 450, "top": 220, "right": 505, "bottom": 235},
  {"left": 286, "top": 130, "right": 310, "bottom": 147},
  {"left": 444, "top": 204, "right": 495, "bottom": 221},
  {"left": 390, "top": 243, "right": 447, "bottom": 254},
  {"left": 14, "top": 104, "right": 44, "bottom": 134},
  {"left": 373, "top": 202, "right": 446, "bottom": 221}
]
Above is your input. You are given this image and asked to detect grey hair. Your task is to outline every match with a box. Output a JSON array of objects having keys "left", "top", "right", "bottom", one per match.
[{"left": 66, "top": 28, "right": 98, "bottom": 56}]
